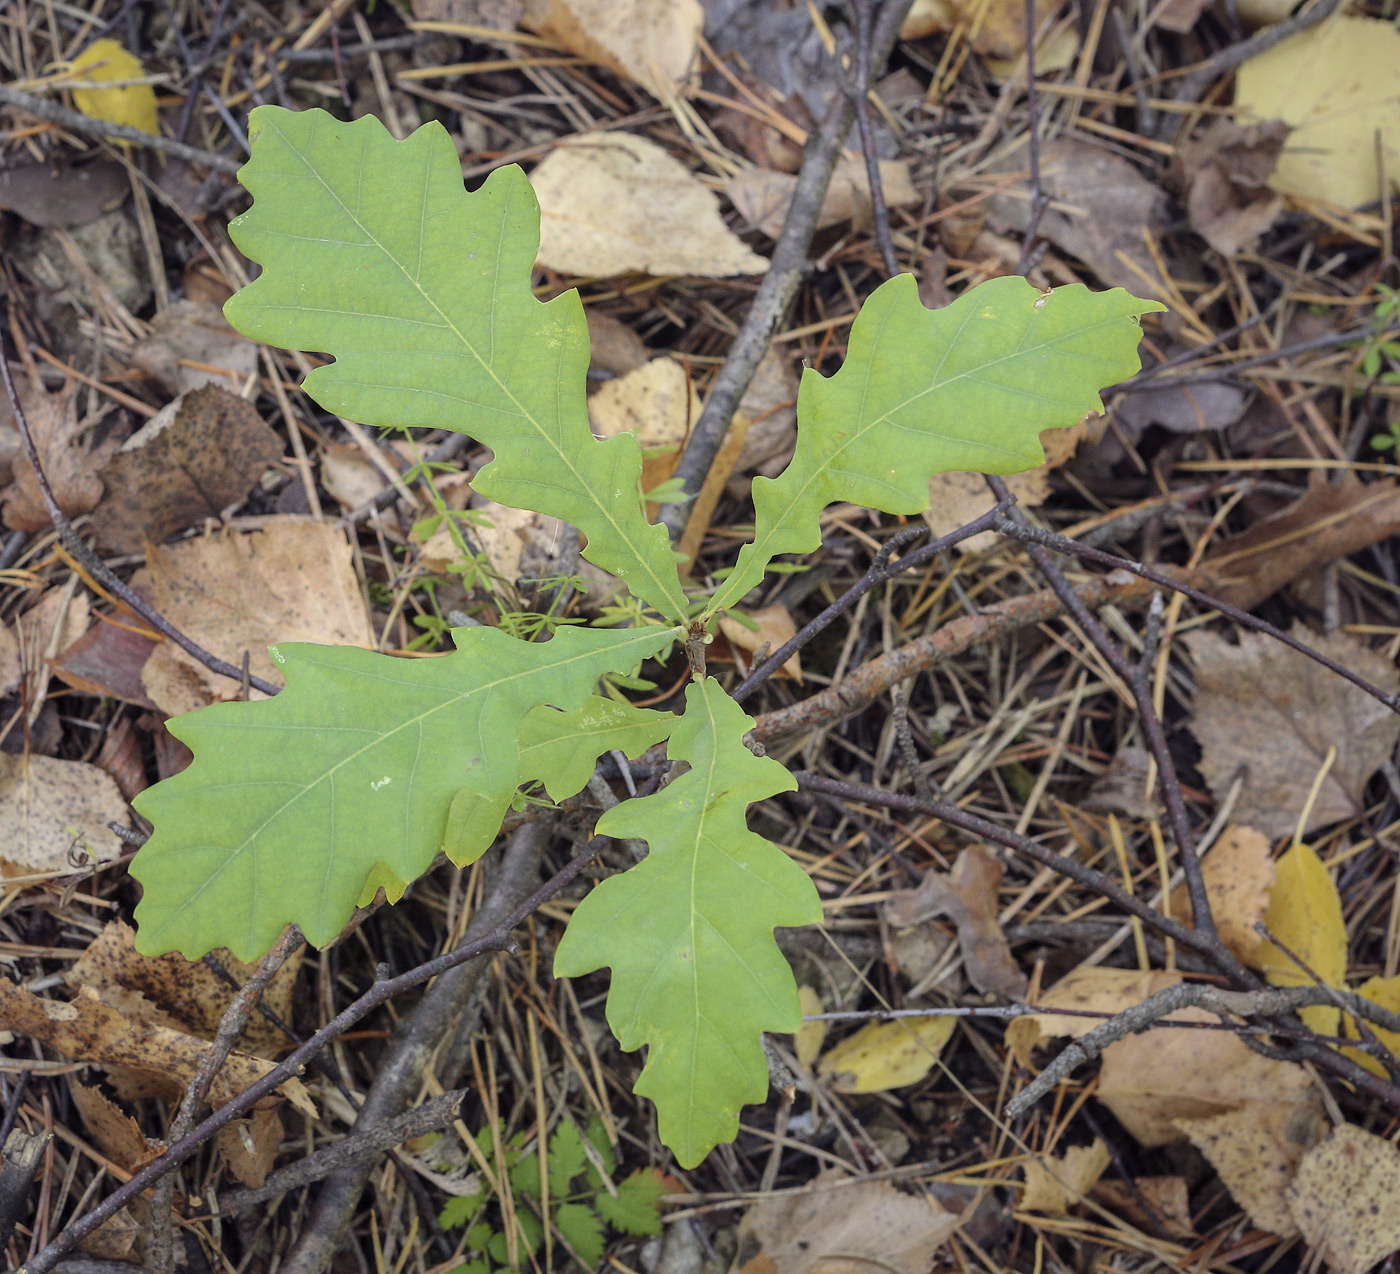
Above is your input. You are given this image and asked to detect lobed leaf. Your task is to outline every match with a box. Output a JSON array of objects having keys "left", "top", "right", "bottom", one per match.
[
  {"left": 518, "top": 695, "right": 675, "bottom": 801},
  {"left": 554, "top": 678, "right": 823, "bottom": 1167},
  {"left": 709, "top": 274, "right": 1162, "bottom": 612},
  {"left": 224, "top": 107, "right": 688, "bottom": 621},
  {"left": 130, "top": 624, "right": 678, "bottom": 961}
]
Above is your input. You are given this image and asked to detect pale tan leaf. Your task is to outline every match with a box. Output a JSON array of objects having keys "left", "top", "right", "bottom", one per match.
[
  {"left": 216, "top": 1107, "right": 284, "bottom": 1188},
  {"left": 1005, "top": 967, "right": 1182, "bottom": 1065},
  {"left": 1, "top": 374, "right": 113, "bottom": 532},
  {"left": 1090, "top": 1176, "right": 1194, "bottom": 1238},
  {"left": 725, "top": 156, "right": 918, "bottom": 240},
  {"left": 1021, "top": 1139, "right": 1110, "bottom": 1215},
  {"left": 1167, "top": 825, "right": 1275, "bottom": 965},
  {"left": 716, "top": 604, "right": 801, "bottom": 681},
  {"left": 522, "top": 0, "right": 701, "bottom": 98},
  {"left": 1285, "top": 1124, "right": 1400, "bottom": 1274},
  {"left": 532, "top": 133, "right": 767, "bottom": 278},
  {"left": 0, "top": 754, "right": 127, "bottom": 872}
]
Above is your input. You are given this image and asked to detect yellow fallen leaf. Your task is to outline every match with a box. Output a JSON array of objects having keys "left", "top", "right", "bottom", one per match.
[
  {"left": 1254, "top": 843, "right": 1346, "bottom": 1037},
  {"left": 817, "top": 1015, "right": 955, "bottom": 1093},
  {"left": 793, "top": 985, "right": 826, "bottom": 1070},
  {"left": 1167, "top": 825, "right": 1275, "bottom": 965},
  {"left": 1021, "top": 1138, "right": 1110, "bottom": 1214},
  {"left": 1342, "top": 974, "right": 1400, "bottom": 1078},
  {"left": 68, "top": 39, "right": 159, "bottom": 137},
  {"left": 1235, "top": 17, "right": 1400, "bottom": 209}
]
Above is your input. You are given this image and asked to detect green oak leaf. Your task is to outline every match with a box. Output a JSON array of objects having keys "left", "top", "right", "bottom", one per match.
[
  {"left": 595, "top": 1170, "right": 668, "bottom": 1236},
  {"left": 225, "top": 106, "right": 688, "bottom": 622},
  {"left": 708, "top": 274, "right": 1162, "bottom": 612},
  {"left": 554, "top": 678, "right": 823, "bottom": 1167},
  {"left": 518, "top": 695, "right": 675, "bottom": 801},
  {"left": 130, "top": 624, "right": 677, "bottom": 960}
]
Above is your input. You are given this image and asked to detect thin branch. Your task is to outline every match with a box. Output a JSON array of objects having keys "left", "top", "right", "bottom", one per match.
[
  {"left": 0, "top": 83, "right": 239, "bottom": 173},
  {"left": 1015, "top": 0, "right": 1048, "bottom": 275},
  {"left": 20, "top": 826, "right": 605, "bottom": 1274},
  {"left": 849, "top": 0, "right": 899, "bottom": 278},
  {"left": 0, "top": 326, "right": 281, "bottom": 698}
]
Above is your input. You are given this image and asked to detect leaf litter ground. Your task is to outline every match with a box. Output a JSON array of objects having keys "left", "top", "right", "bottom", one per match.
[{"left": 2, "top": 2, "right": 1400, "bottom": 1274}]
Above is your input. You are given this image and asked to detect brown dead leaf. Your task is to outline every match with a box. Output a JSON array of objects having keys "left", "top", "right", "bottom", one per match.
[
  {"left": 924, "top": 424, "right": 1084, "bottom": 553},
  {"left": 532, "top": 133, "right": 767, "bottom": 278},
  {"left": 586, "top": 310, "right": 650, "bottom": 375},
  {"left": 128, "top": 300, "right": 259, "bottom": 397},
  {"left": 0, "top": 159, "right": 128, "bottom": 228},
  {"left": 1199, "top": 475, "right": 1400, "bottom": 611},
  {"left": 51, "top": 616, "right": 159, "bottom": 708},
  {"left": 68, "top": 1079, "right": 161, "bottom": 1173},
  {"left": 1006, "top": 967, "right": 1182, "bottom": 1065},
  {"left": 885, "top": 847, "right": 1026, "bottom": 998},
  {"left": 0, "top": 979, "right": 313, "bottom": 1115},
  {"left": 1097, "top": 1009, "right": 1321, "bottom": 1146},
  {"left": 732, "top": 347, "right": 798, "bottom": 479},
  {"left": 731, "top": 1172, "right": 960, "bottom": 1274},
  {"left": 138, "top": 519, "right": 374, "bottom": 716},
  {"left": 1167, "top": 826, "right": 1275, "bottom": 965},
  {"left": 1285, "top": 1124, "right": 1400, "bottom": 1274},
  {"left": 1177, "top": 119, "right": 1288, "bottom": 256},
  {"left": 1090, "top": 1176, "right": 1194, "bottom": 1238},
  {"left": 725, "top": 155, "right": 919, "bottom": 240},
  {"left": 714, "top": 604, "right": 801, "bottom": 681},
  {"left": 1185, "top": 625, "right": 1400, "bottom": 839},
  {"left": 987, "top": 138, "right": 1169, "bottom": 293},
  {"left": 91, "top": 385, "right": 283, "bottom": 554},
  {"left": 522, "top": 0, "right": 701, "bottom": 98},
  {"left": 68, "top": 920, "right": 299, "bottom": 1058},
  {"left": 216, "top": 1107, "right": 284, "bottom": 1187},
  {"left": 0, "top": 583, "right": 90, "bottom": 702},
  {"left": 0, "top": 753, "right": 127, "bottom": 872},
  {"left": 1112, "top": 378, "right": 1249, "bottom": 439},
  {"left": 1082, "top": 745, "right": 1161, "bottom": 820},
  {"left": 1, "top": 373, "right": 115, "bottom": 532},
  {"left": 1176, "top": 1101, "right": 1326, "bottom": 1235},
  {"left": 1021, "top": 1139, "right": 1110, "bottom": 1214}
]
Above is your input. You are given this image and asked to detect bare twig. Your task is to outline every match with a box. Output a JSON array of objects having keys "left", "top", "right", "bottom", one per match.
[
  {"left": 0, "top": 84, "right": 239, "bottom": 173},
  {"left": 1006, "top": 983, "right": 1400, "bottom": 1117},
  {"left": 1015, "top": 0, "right": 1048, "bottom": 275},
  {"left": 849, "top": 0, "right": 900, "bottom": 278},
  {"left": 661, "top": 0, "right": 915, "bottom": 539},
  {"left": 0, "top": 328, "right": 281, "bottom": 699},
  {"left": 149, "top": 928, "right": 306, "bottom": 1274},
  {"left": 20, "top": 822, "right": 601, "bottom": 1274}
]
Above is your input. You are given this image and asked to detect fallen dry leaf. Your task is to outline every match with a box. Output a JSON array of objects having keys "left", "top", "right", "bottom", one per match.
[
  {"left": 1006, "top": 966, "right": 1182, "bottom": 1065},
  {"left": 92, "top": 384, "right": 283, "bottom": 554},
  {"left": 731, "top": 346, "right": 798, "bottom": 480},
  {"left": 51, "top": 617, "right": 159, "bottom": 709},
  {"left": 1184, "top": 624, "right": 1400, "bottom": 839},
  {"left": 816, "top": 1015, "right": 955, "bottom": 1093},
  {"left": 725, "top": 155, "right": 918, "bottom": 240},
  {"left": 128, "top": 300, "right": 259, "bottom": 397},
  {"left": 1167, "top": 825, "right": 1275, "bottom": 965},
  {"left": 0, "top": 583, "right": 90, "bottom": 702},
  {"left": 0, "top": 979, "right": 313, "bottom": 1115},
  {"left": 1254, "top": 842, "right": 1346, "bottom": 1036},
  {"left": 924, "top": 424, "right": 1083, "bottom": 553},
  {"left": 0, "top": 753, "right": 128, "bottom": 873},
  {"left": 1112, "top": 378, "right": 1248, "bottom": 440},
  {"left": 0, "top": 159, "right": 128, "bottom": 228},
  {"left": 68, "top": 39, "right": 158, "bottom": 136},
  {"left": 1176, "top": 1101, "right": 1326, "bottom": 1235},
  {"left": 1343, "top": 975, "right": 1400, "bottom": 1078},
  {"left": 428, "top": 501, "right": 569, "bottom": 588},
  {"left": 1285, "top": 1124, "right": 1400, "bottom": 1274},
  {"left": 1199, "top": 475, "right": 1400, "bottom": 611},
  {"left": 413, "top": 0, "right": 523, "bottom": 28},
  {"left": 987, "top": 138, "right": 1169, "bottom": 292},
  {"left": 1097, "top": 1008, "right": 1321, "bottom": 1147},
  {"left": 1082, "top": 745, "right": 1160, "bottom": 820},
  {"left": 586, "top": 309, "right": 650, "bottom": 375},
  {"left": 714, "top": 604, "right": 801, "bottom": 681},
  {"left": 588, "top": 355, "right": 698, "bottom": 503},
  {"left": 884, "top": 846, "right": 1026, "bottom": 998},
  {"left": 138, "top": 519, "right": 374, "bottom": 716},
  {"left": 1177, "top": 119, "right": 1287, "bottom": 256},
  {"left": 731, "top": 1172, "right": 959, "bottom": 1274},
  {"left": 1021, "top": 1138, "right": 1110, "bottom": 1215},
  {"left": 1090, "top": 1175, "right": 1194, "bottom": 1239},
  {"left": 532, "top": 133, "right": 768, "bottom": 278},
  {"left": 216, "top": 1107, "right": 284, "bottom": 1188},
  {"left": 522, "top": 0, "right": 701, "bottom": 98},
  {"left": 1, "top": 373, "right": 115, "bottom": 532},
  {"left": 68, "top": 920, "right": 299, "bottom": 1058},
  {"left": 902, "top": 0, "right": 1065, "bottom": 60},
  {"left": 793, "top": 985, "right": 826, "bottom": 1070},
  {"left": 1236, "top": 16, "right": 1400, "bottom": 209},
  {"left": 68, "top": 1079, "right": 161, "bottom": 1173}
]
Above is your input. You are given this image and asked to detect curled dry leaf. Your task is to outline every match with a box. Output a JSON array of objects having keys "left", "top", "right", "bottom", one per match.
[
  {"left": 0, "top": 753, "right": 128, "bottom": 873},
  {"left": 92, "top": 384, "right": 283, "bottom": 554},
  {"left": 884, "top": 846, "right": 1026, "bottom": 998},
  {"left": 138, "top": 518, "right": 374, "bottom": 716},
  {"left": 1167, "top": 825, "right": 1275, "bottom": 965},
  {"left": 0, "top": 584, "right": 90, "bottom": 702},
  {"left": 731, "top": 346, "right": 798, "bottom": 480},
  {"left": 532, "top": 133, "right": 768, "bottom": 278},
  {"left": 1177, "top": 119, "right": 1287, "bottom": 257},
  {"left": 1185, "top": 624, "right": 1400, "bottom": 839},
  {"left": 1285, "top": 1124, "right": 1400, "bottom": 1274},
  {"left": 816, "top": 1015, "right": 955, "bottom": 1093},
  {"left": 1235, "top": 17, "right": 1400, "bottom": 209},
  {"left": 0, "top": 979, "right": 314, "bottom": 1115},
  {"left": 731, "top": 1172, "right": 960, "bottom": 1274},
  {"left": 128, "top": 300, "right": 259, "bottom": 398},
  {"left": 725, "top": 156, "right": 918, "bottom": 240},
  {"left": 216, "top": 1107, "right": 284, "bottom": 1188},
  {"left": 586, "top": 309, "right": 650, "bottom": 376},
  {"left": 1175, "top": 1101, "right": 1326, "bottom": 1236},
  {"left": 522, "top": 0, "right": 701, "bottom": 99},
  {"left": 1253, "top": 842, "right": 1347, "bottom": 1037},
  {"left": 1020, "top": 1138, "right": 1110, "bottom": 1215},
  {"left": 68, "top": 1079, "right": 162, "bottom": 1174}
]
